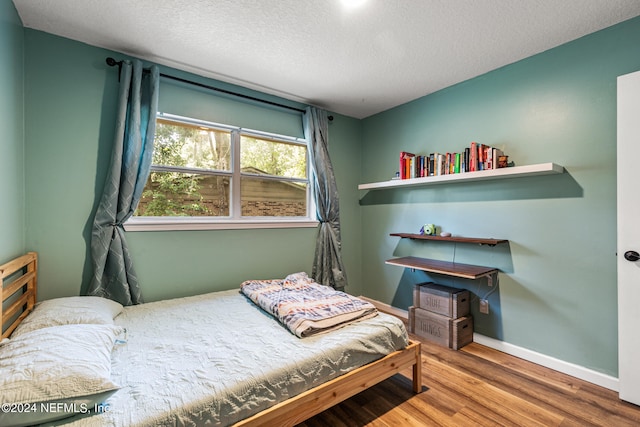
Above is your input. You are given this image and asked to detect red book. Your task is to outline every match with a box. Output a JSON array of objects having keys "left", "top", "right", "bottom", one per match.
[
  {"left": 400, "top": 151, "right": 407, "bottom": 179},
  {"left": 478, "top": 144, "right": 486, "bottom": 171},
  {"left": 470, "top": 142, "right": 477, "bottom": 172},
  {"left": 400, "top": 152, "right": 415, "bottom": 179}
]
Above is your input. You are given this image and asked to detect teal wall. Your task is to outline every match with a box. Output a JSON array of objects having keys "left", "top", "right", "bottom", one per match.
[
  {"left": 22, "top": 30, "right": 363, "bottom": 303},
  {"left": 0, "top": 0, "right": 25, "bottom": 262},
  {"left": 359, "top": 16, "right": 640, "bottom": 376}
]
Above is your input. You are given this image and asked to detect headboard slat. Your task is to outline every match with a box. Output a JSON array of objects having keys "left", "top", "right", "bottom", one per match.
[
  {"left": 1, "top": 252, "right": 38, "bottom": 340},
  {"left": 2, "top": 307, "right": 32, "bottom": 339},
  {"left": 0, "top": 252, "right": 37, "bottom": 279},
  {"left": 4, "top": 270, "right": 36, "bottom": 299},
  {"left": 2, "top": 292, "right": 30, "bottom": 326}
]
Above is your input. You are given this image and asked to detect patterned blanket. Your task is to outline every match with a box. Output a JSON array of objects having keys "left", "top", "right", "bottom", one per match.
[{"left": 240, "top": 272, "right": 378, "bottom": 337}]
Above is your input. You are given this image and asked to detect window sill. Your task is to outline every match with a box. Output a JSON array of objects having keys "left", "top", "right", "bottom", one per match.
[{"left": 124, "top": 217, "right": 320, "bottom": 231}]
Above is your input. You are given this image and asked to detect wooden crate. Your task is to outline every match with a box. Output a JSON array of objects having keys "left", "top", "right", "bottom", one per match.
[
  {"left": 409, "top": 306, "right": 473, "bottom": 350},
  {"left": 450, "top": 315, "right": 474, "bottom": 350},
  {"left": 413, "top": 282, "right": 470, "bottom": 318}
]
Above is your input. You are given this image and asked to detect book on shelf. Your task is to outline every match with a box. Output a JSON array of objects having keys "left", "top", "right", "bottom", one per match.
[
  {"left": 398, "top": 143, "right": 508, "bottom": 181},
  {"left": 469, "top": 142, "right": 506, "bottom": 172},
  {"left": 492, "top": 147, "right": 504, "bottom": 170},
  {"left": 400, "top": 152, "right": 430, "bottom": 180},
  {"left": 429, "top": 153, "right": 435, "bottom": 176},
  {"left": 470, "top": 142, "right": 477, "bottom": 172},
  {"left": 477, "top": 143, "right": 487, "bottom": 171},
  {"left": 436, "top": 153, "right": 444, "bottom": 176},
  {"left": 464, "top": 147, "right": 470, "bottom": 172},
  {"left": 399, "top": 151, "right": 415, "bottom": 179}
]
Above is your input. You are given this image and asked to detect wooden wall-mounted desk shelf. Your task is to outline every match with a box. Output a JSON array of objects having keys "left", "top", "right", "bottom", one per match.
[
  {"left": 385, "top": 256, "right": 498, "bottom": 280},
  {"left": 390, "top": 233, "right": 507, "bottom": 246}
]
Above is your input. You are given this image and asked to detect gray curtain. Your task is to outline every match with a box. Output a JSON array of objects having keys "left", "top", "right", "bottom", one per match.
[
  {"left": 305, "top": 107, "right": 347, "bottom": 290},
  {"left": 86, "top": 59, "right": 159, "bottom": 305}
]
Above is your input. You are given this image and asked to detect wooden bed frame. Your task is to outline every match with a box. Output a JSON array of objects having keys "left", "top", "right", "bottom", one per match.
[
  {"left": 0, "top": 252, "right": 422, "bottom": 426},
  {"left": 1, "top": 252, "right": 37, "bottom": 339}
]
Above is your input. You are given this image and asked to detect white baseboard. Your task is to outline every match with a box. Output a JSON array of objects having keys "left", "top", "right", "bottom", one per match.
[
  {"left": 473, "top": 333, "right": 619, "bottom": 392},
  {"left": 360, "top": 296, "right": 409, "bottom": 319},
  {"left": 359, "top": 296, "right": 619, "bottom": 392}
]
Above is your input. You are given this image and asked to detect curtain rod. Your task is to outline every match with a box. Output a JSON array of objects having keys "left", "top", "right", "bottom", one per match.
[{"left": 105, "top": 57, "right": 327, "bottom": 118}]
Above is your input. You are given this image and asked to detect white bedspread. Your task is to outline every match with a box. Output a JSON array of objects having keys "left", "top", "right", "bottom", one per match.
[{"left": 50, "top": 290, "right": 408, "bottom": 426}]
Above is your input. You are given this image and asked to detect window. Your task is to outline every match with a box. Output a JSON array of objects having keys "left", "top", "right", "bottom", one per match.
[{"left": 127, "top": 113, "right": 316, "bottom": 231}]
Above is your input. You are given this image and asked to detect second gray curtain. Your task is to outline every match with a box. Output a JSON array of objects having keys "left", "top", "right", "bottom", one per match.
[
  {"left": 305, "top": 107, "right": 347, "bottom": 290},
  {"left": 86, "top": 59, "right": 159, "bottom": 305}
]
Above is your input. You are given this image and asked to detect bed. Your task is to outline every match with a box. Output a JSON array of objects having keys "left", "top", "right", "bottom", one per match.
[{"left": 1, "top": 252, "right": 422, "bottom": 426}]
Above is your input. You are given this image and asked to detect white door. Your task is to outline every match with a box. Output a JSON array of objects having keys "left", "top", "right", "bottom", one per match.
[{"left": 617, "top": 70, "right": 640, "bottom": 404}]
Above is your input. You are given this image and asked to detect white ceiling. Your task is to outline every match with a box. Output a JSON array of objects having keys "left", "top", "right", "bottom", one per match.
[{"left": 12, "top": 0, "right": 640, "bottom": 119}]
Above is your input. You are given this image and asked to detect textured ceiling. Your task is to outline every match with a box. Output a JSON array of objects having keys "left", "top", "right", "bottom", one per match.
[{"left": 12, "top": 0, "right": 640, "bottom": 118}]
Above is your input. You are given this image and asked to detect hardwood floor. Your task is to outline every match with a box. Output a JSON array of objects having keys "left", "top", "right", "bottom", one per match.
[{"left": 298, "top": 334, "right": 640, "bottom": 427}]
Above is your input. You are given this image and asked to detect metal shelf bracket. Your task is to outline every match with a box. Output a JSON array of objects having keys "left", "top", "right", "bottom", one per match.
[{"left": 486, "top": 272, "right": 498, "bottom": 287}]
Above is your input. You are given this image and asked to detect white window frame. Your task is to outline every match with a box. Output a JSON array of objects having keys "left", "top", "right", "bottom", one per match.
[{"left": 125, "top": 113, "right": 318, "bottom": 231}]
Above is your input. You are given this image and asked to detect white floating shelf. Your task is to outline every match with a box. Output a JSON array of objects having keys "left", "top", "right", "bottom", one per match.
[{"left": 358, "top": 162, "right": 564, "bottom": 190}]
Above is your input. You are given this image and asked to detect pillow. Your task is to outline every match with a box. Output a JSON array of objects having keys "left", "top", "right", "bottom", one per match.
[
  {"left": 283, "top": 272, "right": 315, "bottom": 288},
  {"left": 11, "top": 296, "right": 123, "bottom": 338},
  {"left": 0, "top": 323, "right": 122, "bottom": 427}
]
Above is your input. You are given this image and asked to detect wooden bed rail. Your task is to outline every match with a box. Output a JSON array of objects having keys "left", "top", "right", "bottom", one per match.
[
  {"left": 1, "top": 252, "right": 38, "bottom": 339},
  {"left": 234, "top": 340, "right": 422, "bottom": 427}
]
